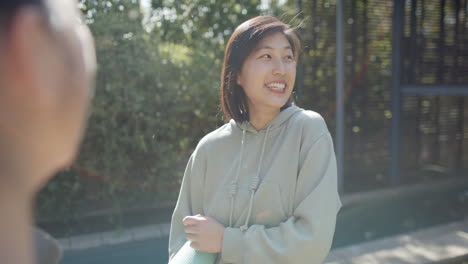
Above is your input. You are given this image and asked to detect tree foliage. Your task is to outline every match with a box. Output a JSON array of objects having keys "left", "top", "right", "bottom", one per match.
[
  {"left": 37, "top": 0, "right": 468, "bottom": 234},
  {"left": 36, "top": 0, "right": 273, "bottom": 228}
]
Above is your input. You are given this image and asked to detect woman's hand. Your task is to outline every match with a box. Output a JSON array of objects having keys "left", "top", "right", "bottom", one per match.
[{"left": 183, "top": 214, "right": 225, "bottom": 253}]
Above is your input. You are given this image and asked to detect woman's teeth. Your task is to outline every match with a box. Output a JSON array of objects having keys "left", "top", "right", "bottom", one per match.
[{"left": 266, "top": 83, "right": 286, "bottom": 90}]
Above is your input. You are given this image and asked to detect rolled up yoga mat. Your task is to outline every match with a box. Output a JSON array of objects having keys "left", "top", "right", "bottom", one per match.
[{"left": 168, "top": 241, "right": 218, "bottom": 264}]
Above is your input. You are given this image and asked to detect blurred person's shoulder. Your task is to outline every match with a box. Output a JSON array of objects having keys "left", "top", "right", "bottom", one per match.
[{"left": 34, "top": 228, "right": 62, "bottom": 264}]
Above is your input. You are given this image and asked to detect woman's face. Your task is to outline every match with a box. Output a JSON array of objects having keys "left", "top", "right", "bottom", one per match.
[{"left": 237, "top": 32, "right": 296, "bottom": 115}]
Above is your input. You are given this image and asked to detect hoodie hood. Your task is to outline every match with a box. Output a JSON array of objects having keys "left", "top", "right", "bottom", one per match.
[{"left": 229, "top": 104, "right": 302, "bottom": 134}]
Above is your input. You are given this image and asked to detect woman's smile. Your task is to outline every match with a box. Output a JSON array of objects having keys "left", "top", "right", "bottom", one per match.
[{"left": 265, "top": 81, "right": 287, "bottom": 94}]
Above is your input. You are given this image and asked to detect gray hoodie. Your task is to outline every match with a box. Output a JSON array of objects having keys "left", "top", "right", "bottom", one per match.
[{"left": 169, "top": 105, "right": 341, "bottom": 264}]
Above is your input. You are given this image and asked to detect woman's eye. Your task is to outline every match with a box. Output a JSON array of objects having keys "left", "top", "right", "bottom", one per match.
[
  {"left": 285, "top": 55, "right": 294, "bottom": 61},
  {"left": 259, "top": 54, "right": 271, "bottom": 59}
]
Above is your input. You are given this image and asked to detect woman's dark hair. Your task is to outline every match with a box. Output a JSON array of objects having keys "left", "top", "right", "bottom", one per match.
[{"left": 220, "top": 15, "right": 301, "bottom": 122}]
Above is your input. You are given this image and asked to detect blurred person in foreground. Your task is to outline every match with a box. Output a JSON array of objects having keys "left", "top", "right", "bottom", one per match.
[{"left": 0, "top": 0, "right": 96, "bottom": 263}]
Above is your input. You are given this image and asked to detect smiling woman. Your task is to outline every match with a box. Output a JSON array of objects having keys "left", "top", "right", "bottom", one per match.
[{"left": 168, "top": 16, "right": 341, "bottom": 264}]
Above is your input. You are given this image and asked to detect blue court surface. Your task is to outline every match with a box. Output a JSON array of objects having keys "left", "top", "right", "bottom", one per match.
[{"left": 60, "top": 236, "right": 169, "bottom": 264}]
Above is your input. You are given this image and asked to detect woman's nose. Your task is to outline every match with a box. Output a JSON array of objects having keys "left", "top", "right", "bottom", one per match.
[{"left": 272, "top": 58, "right": 286, "bottom": 76}]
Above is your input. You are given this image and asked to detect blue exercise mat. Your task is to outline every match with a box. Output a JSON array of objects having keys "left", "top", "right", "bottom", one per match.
[{"left": 168, "top": 241, "right": 217, "bottom": 264}]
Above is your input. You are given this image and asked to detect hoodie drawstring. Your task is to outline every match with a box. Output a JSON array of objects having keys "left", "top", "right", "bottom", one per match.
[
  {"left": 228, "top": 125, "right": 271, "bottom": 231},
  {"left": 240, "top": 125, "right": 270, "bottom": 232},
  {"left": 226, "top": 124, "right": 271, "bottom": 231},
  {"left": 228, "top": 128, "right": 246, "bottom": 227}
]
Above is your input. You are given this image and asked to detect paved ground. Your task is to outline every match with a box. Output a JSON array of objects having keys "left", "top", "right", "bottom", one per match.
[{"left": 325, "top": 219, "right": 468, "bottom": 264}]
